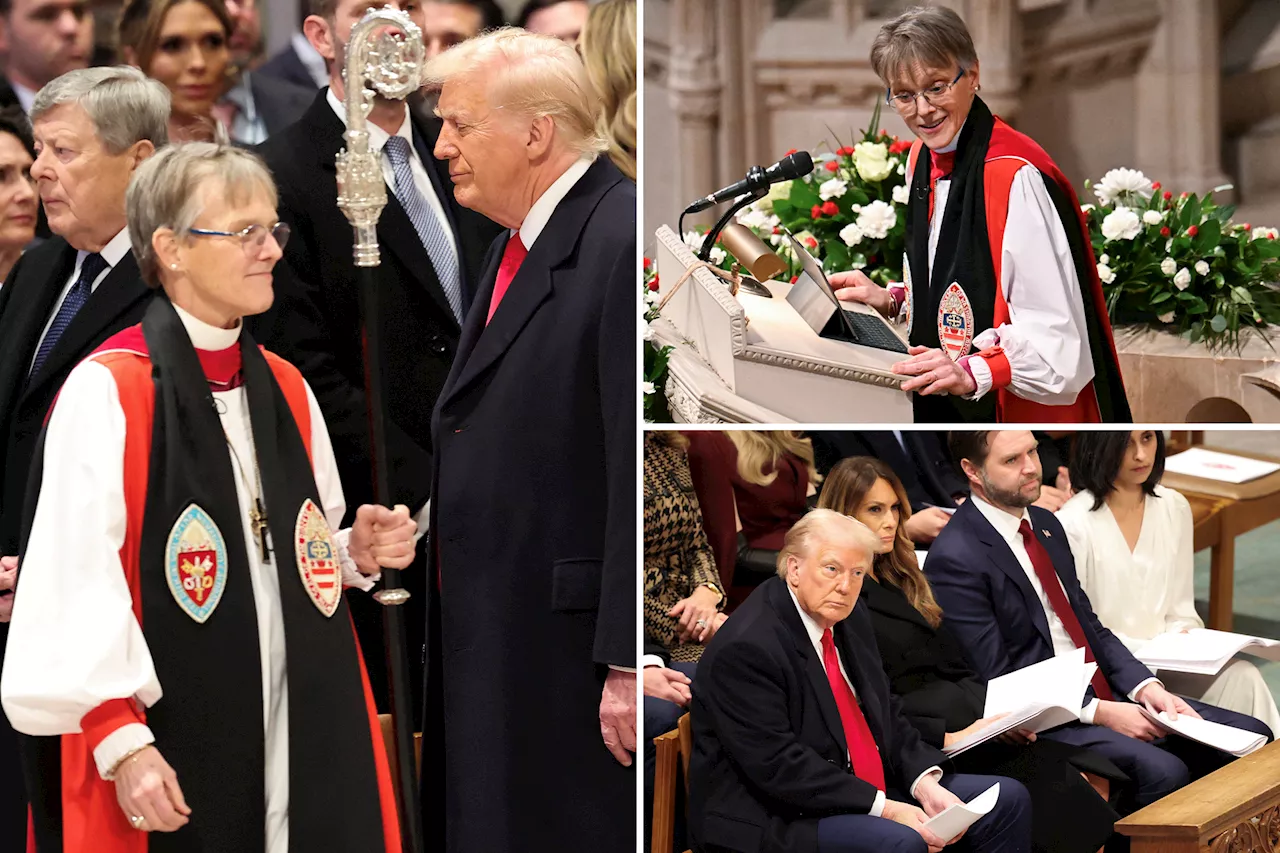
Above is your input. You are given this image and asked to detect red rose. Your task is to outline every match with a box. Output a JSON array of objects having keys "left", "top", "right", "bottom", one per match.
[
  {"left": 824, "top": 160, "right": 839, "bottom": 172},
  {"left": 1163, "top": 191, "right": 1173, "bottom": 200},
  {"left": 643, "top": 256, "right": 652, "bottom": 268},
  {"left": 805, "top": 236, "right": 818, "bottom": 249},
  {"left": 1187, "top": 225, "right": 1199, "bottom": 237},
  {"left": 888, "top": 139, "right": 911, "bottom": 154},
  {"left": 648, "top": 279, "right": 660, "bottom": 292},
  {"left": 880, "top": 129, "right": 889, "bottom": 137},
  {"left": 1151, "top": 181, "right": 1161, "bottom": 190},
  {"left": 789, "top": 275, "right": 799, "bottom": 284},
  {"left": 1243, "top": 223, "right": 1252, "bottom": 231},
  {"left": 811, "top": 204, "right": 823, "bottom": 218},
  {"left": 1160, "top": 226, "right": 1171, "bottom": 237},
  {"left": 786, "top": 148, "right": 797, "bottom": 156},
  {"left": 821, "top": 200, "right": 839, "bottom": 216},
  {"left": 772, "top": 226, "right": 781, "bottom": 234}
]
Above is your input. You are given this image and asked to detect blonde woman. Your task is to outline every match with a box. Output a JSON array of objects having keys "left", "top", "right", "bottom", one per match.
[
  {"left": 579, "top": 0, "right": 635, "bottom": 180},
  {"left": 684, "top": 430, "right": 819, "bottom": 604}
]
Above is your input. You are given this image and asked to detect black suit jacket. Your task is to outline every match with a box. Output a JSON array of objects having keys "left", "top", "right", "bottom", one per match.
[
  {"left": 689, "top": 576, "right": 945, "bottom": 853},
  {"left": 860, "top": 578, "right": 985, "bottom": 748},
  {"left": 0, "top": 239, "right": 152, "bottom": 552},
  {"left": 810, "top": 431, "right": 967, "bottom": 512},
  {"left": 420, "top": 157, "right": 635, "bottom": 851},
  {"left": 248, "top": 71, "right": 315, "bottom": 137},
  {"left": 259, "top": 44, "right": 321, "bottom": 91},
  {"left": 250, "top": 88, "right": 501, "bottom": 520}
]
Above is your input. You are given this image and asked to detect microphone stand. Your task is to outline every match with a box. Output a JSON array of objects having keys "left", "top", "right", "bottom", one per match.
[
  {"left": 336, "top": 9, "right": 424, "bottom": 853},
  {"left": 696, "top": 188, "right": 768, "bottom": 264}
]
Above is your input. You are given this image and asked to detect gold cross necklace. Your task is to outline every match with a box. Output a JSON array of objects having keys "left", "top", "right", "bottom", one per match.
[{"left": 220, "top": 402, "right": 271, "bottom": 563}]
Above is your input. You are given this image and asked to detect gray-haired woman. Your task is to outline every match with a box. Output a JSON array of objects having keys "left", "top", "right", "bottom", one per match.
[
  {"left": 1, "top": 142, "right": 411, "bottom": 852},
  {"left": 827, "top": 4, "right": 1130, "bottom": 425}
]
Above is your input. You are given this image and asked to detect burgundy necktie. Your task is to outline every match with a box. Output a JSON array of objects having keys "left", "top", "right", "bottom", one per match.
[
  {"left": 820, "top": 629, "right": 886, "bottom": 791},
  {"left": 1018, "top": 520, "right": 1116, "bottom": 701},
  {"left": 486, "top": 234, "right": 528, "bottom": 325},
  {"left": 927, "top": 151, "right": 954, "bottom": 220}
]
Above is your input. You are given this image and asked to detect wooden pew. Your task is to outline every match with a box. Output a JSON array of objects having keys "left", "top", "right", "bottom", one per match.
[{"left": 1116, "top": 740, "right": 1280, "bottom": 853}]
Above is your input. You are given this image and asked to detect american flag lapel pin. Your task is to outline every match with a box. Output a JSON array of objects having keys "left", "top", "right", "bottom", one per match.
[{"left": 1042, "top": 530, "right": 1051, "bottom": 537}]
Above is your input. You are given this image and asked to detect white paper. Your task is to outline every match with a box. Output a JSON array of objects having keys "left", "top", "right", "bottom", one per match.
[
  {"left": 1164, "top": 448, "right": 1280, "bottom": 483},
  {"left": 1134, "top": 629, "right": 1280, "bottom": 675},
  {"left": 923, "top": 782, "right": 1001, "bottom": 843},
  {"left": 944, "top": 650, "right": 1090, "bottom": 757},
  {"left": 1139, "top": 707, "right": 1268, "bottom": 757}
]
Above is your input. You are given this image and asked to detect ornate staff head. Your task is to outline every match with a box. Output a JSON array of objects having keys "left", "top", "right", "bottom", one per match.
[{"left": 336, "top": 7, "right": 426, "bottom": 268}]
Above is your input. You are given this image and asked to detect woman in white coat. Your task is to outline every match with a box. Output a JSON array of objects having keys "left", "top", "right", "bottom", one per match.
[{"left": 1057, "top": 429, "right": 1280, "bottom": 738}]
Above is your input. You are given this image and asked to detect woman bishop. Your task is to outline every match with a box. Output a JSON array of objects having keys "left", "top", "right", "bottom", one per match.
[{"left": 2, "top": 143, "right": 415, "bottom": 853}]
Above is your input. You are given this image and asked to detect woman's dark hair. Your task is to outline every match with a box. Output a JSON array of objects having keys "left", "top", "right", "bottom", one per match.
[
  {"left": 517, "top": 0, "right": 579, "bottom": 28},
  {"left": 0, "top": 106, "right": 35, "bottom": 160},
  {"left": 1069, "top": 431, "right": 1165, "bottom": 511}
]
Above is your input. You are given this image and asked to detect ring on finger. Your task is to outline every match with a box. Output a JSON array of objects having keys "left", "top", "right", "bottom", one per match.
[{"left": 129, "top": 814, "right": 146, "bottom": 831}]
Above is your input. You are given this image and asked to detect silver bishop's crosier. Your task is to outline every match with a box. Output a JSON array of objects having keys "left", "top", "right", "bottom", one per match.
[{"left": 336, "top": 9, "right": 425, "bottom": 852}]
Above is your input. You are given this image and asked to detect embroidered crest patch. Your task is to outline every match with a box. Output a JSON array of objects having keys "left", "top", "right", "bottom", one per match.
[
  {"left": 295, "top": 499, "right": 341, "bottom": 617},
  {"left": 165, "top": 503, "right": 228, "bottom": 624},
  {"left": 936, "top": 281, "right": 974, "bottom": 361}
]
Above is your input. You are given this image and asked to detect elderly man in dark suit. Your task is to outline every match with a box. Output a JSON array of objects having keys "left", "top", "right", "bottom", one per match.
[
  {"left": 691, "top": 509, "right": 1032, "bottom": 853},
  {"left": 927, "top": 430, "right": 1273, "bottom": 821},
  {"left": 248, "top": 0, "right": 502, "bottom": 718},
  {"left": 0, "top": 64, "right": 166, "bottom": 853},
  {"left": 418, "top": 27, "right": 635, "bottom": 853}
]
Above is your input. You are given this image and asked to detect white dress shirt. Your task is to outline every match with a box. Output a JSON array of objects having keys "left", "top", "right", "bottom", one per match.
[
  {"left": 325, "top": 88, "right": 460, "bottom": 276},
  {"left": 12, "top": 80, "right": 34, "bottom": 114},
  {"left": 787, "top": 587, "right": 942, "bottom": 816},
  {"left": 2, "top": 306, "right": 375, "bottom": 853},
  {"left": 968, "top": 494, "right": 1158, "bottom": 724},
  {"left": 517, "top": 156, "right": 595, "bottom": 248},
  {"left": 292, "top": 32, "right": 330, "bottom": 89},
  {"left": 29, "top": 227, "right": 133, "bottom": 374},
  {"left": 909, "top": 132, "right": 1093, "bottom": 405}
]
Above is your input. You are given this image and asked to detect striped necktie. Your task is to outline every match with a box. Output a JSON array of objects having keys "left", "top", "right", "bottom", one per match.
[
  {"left": 384, "top": 136, "right": 464, "bottom": 322},
  {"left": 30, "top": 252, "right": 108, "bottom": 377}
]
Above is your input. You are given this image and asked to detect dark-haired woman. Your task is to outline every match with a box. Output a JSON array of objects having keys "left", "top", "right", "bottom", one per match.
[
  {"left": 1059, "top": 430, "right": 1280, "bottom": 737},
  {"left": 819, "top": 456, "right": 1124, "bottom": 853}
]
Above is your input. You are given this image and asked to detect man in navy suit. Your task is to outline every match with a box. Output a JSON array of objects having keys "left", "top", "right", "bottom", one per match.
[
  {"left": 927, "top": 430, "right": 1272, "bottom": 819},
  {"left": 691, "top": 509, "right": 1032, "bottom": 853}
]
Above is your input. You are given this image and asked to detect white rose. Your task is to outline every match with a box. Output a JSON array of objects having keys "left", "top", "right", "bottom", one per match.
[
  {"left": 1099, "top": 254, "right": 1110, "bottom": 265},
  {"left": 643, "top": 382, "right": 656, "bottom": 395},
  {"left": 643, "top": 322, "right": 657, "bottom": 341},
  {"left": 1096, "top": 262, "right": 1115, "bottom": 284},
  {"left": 856, "top": 200, "right": 898, "bottom": 240},
  {"left": 710, "top": 246, "right": 727, "bottom": 266},
  {"left": 683, "top": 230, "right": 706, "bottom": 252},
  {"left": 737, "top": 207, "right": 771, "bottom": 230},
  {"left": 892, "top": 184, "right": 910, "bottom": 205},
  {"left": 1174, "top": 267, "right": 1191, "bottom": 290},
  {"left": 1158, "top": 311, "right": 1175, "bottom": 323},
  {"left": 819, "top": 178, "right": 848, "bottom": 201},
  {"left": 1195, "top": 260, "right": 1210, "bottom": 276},
  {"left": 1142, "top": 210, "right": 1164, "bottom": 225},
  {"left": 853, "top": 142, "right": 893, "bottom": 182},
  {"left": 839, "top": 222, "right": 864, "bottom": 247},
  {"left": 897, "top": 162, "right": 906, "bottom": 175},
  {"left": 1161, "top": 257, "right": 1177, "bottom": 276},
  {"left": 644, "top": 289, "right": 660, "bottom": 305},
  {"left": 1101, "top": 207, "right": 1142, "bottom": 242},
  {"left": 1094, "top": 167, "right": 1154, "bottom": 207}
]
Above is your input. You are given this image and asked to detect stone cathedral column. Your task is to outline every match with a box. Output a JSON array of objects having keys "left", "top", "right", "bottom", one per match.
[{"left": 668, "top": 0, "right": 723, "bottom": 225}]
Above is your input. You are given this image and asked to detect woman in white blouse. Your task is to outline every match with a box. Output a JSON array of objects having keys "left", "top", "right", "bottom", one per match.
[{"left": 1057, "top": 429, "right": 1280, "bottom": 738}]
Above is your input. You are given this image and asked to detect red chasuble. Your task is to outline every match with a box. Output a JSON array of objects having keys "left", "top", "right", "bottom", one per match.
[{"left": 40, "top": 326, "right": 401, "bottom": 853}]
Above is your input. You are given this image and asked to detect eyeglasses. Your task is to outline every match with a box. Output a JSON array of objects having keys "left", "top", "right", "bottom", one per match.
[
  {"left": 188, "top": 221, "right": 290, "bottom": 254},
  {"left": 886, "top": 68, "right": 966, "bottom": 113}
]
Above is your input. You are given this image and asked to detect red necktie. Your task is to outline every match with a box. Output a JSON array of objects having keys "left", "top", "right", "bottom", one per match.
[
  {"left": 927, "top": 151, "right": 954, "bottom": 220},
  {"left": 1018, "top": 520, "right": 1116, "bottom": 701},
  {"left": 820, "top": 629, "right": 886, "bottom": 791},
  {"left": 486, "top": 233, "right": 528, "bottom": 325}
]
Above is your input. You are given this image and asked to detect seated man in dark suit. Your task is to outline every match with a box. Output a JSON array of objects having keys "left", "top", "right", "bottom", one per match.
[
  {"left": 927, "top": 430, "right": 1273, "bottom": 820},
  {"left": 690, "top": 509, "right": 1032, "bottom": 853}
]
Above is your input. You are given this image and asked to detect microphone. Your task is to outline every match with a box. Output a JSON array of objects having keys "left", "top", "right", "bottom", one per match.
[{"left": 683, "top": 152, "right": 814, "bottom": 214}]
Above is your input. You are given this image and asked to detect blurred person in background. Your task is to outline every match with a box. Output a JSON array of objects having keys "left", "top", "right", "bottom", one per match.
[
  {"left": 517, "top": 0, "right": 587, "bottom": 42},
  {"left": 215, "top": 0, "right": 314, "bottom": 144},
  {"left": 0, "top": 0, "right": 94, "bottom": 112},
  {"left": 578, "top": 0, "right": 634, "bottom": 180},
  {"left": 0, "top": 105, "right": 39, "bottom": 280}
]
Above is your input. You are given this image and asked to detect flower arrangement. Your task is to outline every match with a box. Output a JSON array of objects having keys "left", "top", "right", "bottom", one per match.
[
  {"left": 642, "top": 256, "right": 672, "bottom": 422},
  {"left": 699, "top": 104, "right": 914, "bottom": 286},
  {"left": 1084, "top": 167, "right": 1280, "bottom": 351}
]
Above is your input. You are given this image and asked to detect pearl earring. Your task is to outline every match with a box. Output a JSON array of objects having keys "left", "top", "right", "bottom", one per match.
[{"left": 170, "top": 263, "right": 179, "bottom": 270}]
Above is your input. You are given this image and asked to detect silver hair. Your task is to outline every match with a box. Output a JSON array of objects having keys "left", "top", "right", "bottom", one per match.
[
  {"left": 423, "top": 27, "right": 608, "bottom": 157},
  {"left": 31, "top": 66, "right": 170, "bottom": 155},
  {"left": 126, "top": 142, "right": 278, "bottom": 287},
  {"left": 775, "top": 509, "right": 881, "bottom": 578}
]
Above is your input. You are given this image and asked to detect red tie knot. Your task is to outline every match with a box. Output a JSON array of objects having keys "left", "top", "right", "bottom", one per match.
[{"left": 930, "top": 150, "right": 956, "bottom": 182}]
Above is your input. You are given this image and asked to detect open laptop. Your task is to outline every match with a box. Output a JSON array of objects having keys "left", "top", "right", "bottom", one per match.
[{"left": 782, "top": 229, "right": 909, "bottom": 355}]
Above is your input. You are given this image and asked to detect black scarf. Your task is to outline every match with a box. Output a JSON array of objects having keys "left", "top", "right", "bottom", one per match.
[
  {"left": 137, "top": 296, "right": 384, "bottom": 852},
  {"left": 905, "top": 97, "right": 999, "bottom": 423}
]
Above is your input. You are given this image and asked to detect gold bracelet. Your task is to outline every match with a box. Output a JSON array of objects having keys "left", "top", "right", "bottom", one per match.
[{"left": 104, "top": 743, "right": 153, "bottom": 781}]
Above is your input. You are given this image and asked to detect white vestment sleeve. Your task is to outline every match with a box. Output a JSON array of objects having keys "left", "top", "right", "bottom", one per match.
[
  {"left": 0, "top": 361, "right": 161, "bottom": 758},
  {"left": 303, "top": 380, "right": 377, "bottom": 591},
  {"left": 971, "top": 165, "right": 1094, "bottom": 404}
]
